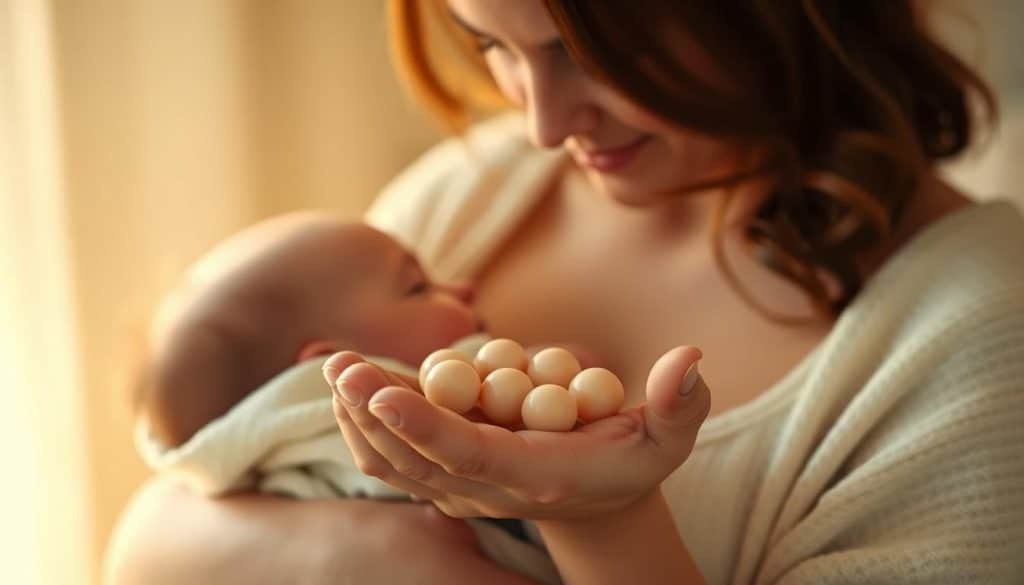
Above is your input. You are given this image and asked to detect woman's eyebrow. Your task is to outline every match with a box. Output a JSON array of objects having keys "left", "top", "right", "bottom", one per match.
[
  {"left": 447, "top": 9, "right": 489, "bottom": 38},
  {"left": 448, "top": 9, "right": 562, "bottom": 52}
]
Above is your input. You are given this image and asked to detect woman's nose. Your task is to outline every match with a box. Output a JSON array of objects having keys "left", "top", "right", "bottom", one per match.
[{"left": 523, "top": 63, "right": 596, "bottom": 149}]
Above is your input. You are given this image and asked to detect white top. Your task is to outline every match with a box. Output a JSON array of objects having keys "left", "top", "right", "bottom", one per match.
[
  {"left": 366, "top": 113, "right": 1024, "bottom": 585},
  {"left": 135, "top": 332, "right": 564, "bottom": 585}
]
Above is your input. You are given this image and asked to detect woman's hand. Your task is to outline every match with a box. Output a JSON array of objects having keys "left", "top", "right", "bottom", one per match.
[{"left": 322, "top": 345, "right": 710, "bottom": 522}]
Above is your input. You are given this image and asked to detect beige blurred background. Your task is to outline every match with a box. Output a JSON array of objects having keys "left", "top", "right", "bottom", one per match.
[{"left": 1, "top": 1, "right": 1021, "bottom": 584}]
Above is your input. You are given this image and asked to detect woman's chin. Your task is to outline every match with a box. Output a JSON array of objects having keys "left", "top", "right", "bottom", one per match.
[
  {"left": 609, "top": 192, "right": 661, "bottom": 208},
  {"left": 588, "top": 173, "right": 664, "bottom": 208}
]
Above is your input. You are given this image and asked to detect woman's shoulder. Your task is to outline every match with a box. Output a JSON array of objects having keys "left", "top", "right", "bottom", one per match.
[
  {"left": 364, "top": 112, "right": 566, "bottom": 280},
  {"left": 748, "top": 202, "right": 1024, "bottom": 584},
  {"left": 798, "top": 196, "right": 1024, "bottom": 458},
  {"left": 859, "top": 198, "right": 1024, "bottom": 319},
  {"left": 819, "top": 198, "right": 1024, "bottom": 451},
  {"left": 840, "top": 199, "right": 1024, "bottom": 387}
]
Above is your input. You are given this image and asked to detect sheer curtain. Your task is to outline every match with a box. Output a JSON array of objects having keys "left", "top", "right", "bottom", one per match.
[
  {"left": 0, "top": 1, "right": 92, "bottom": 583},
  {"left": 3, "top": 1, "right": 439, "bottom": 583}
]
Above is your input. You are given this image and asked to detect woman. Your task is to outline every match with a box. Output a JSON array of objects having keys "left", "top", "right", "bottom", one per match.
[{"left": 106, "top": 1, "right": 1024, "bottom": 583}]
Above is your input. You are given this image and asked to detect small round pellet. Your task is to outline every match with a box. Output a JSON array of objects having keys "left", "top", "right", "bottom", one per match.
[
  {"left": 480, "top": 368, "right": 533, "bottom": 426},
  {"left": 569, "top": 368, "right": 625, "bottom": 422},
  {"left": 521, "top": 384, "right": 578, "bottom": 432},
  {"left": 527, "top": 347, "right": 581, "bottom": 388},
  {"left": 423, "top": 360, "right": 481, "bottom": 414},
  {"left": 419, "top": 348, "right": 471, "bottom": 389},
  {"left": 474, "top": 338, "right": 528, "bottom": 378}
]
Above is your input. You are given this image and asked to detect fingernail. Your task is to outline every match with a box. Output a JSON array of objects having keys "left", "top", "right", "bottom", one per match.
[
  {"left": 680, "top": 361, "right": 700, "bottom": 397},
  {"left": 322, "top": 365, "right": 339, "bottom": 388},
  {"left": 335, "top": 376, "right": 363, "bottom": 407},
  {"left": 370, "top": 404, "right": 401, "bottom": 427}
]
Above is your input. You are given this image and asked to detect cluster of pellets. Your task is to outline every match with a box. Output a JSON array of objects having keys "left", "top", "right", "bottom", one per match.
[{"left": 419, "top": 339, "right": 625, "bottom": 431}]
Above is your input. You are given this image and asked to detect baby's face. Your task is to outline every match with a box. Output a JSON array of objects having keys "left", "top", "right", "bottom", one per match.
[
  {"left": 166, "top": 214, "right": 482, "bottom": 371},
  {"left": 315, "top": 224, "right": 483, "bottom": 367}
]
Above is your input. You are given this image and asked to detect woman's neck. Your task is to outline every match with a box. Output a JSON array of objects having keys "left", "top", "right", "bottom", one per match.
[
  {"left": 857, "top": 171, "right": 973, "bottom": 278},
  {"left": 570, "top": 165, "right": 973, "bottom": 322}
]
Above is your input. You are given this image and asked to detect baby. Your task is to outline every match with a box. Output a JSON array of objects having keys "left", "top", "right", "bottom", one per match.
[
  {"left": 137, "top": 210, "right": 606, "bottom": 584},
  {"left": 137, "top": 210, "right": 583, "bottom": 584},
  {"left": 140, "top": 210, "right": 486, "bottom": 448}
]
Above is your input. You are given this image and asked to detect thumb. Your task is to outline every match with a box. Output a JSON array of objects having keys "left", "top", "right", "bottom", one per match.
[{"left": 643, "top": 346, "right": 711, "bottom": 453}]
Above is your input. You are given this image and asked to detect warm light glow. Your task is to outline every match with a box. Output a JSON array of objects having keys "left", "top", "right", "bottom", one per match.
[{"left": 0, "top": 1, "right": 93, "bottom": 583}]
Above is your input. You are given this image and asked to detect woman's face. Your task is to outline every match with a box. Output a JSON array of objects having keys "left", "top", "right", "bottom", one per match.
[{"left": 447, "top": 0, "right": 750, "bottom": 207}]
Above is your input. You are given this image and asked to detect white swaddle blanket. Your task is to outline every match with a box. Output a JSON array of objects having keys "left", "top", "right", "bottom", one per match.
[{"left": 135, "top": 332, "right": 562, "bottom": 585}]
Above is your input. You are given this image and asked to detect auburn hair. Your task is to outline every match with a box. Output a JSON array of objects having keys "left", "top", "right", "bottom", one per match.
[{"left": 387, "top": 0, "right": 997, "bottom": 322}]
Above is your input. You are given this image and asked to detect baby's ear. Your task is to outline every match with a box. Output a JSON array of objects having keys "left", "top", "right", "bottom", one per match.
[{"left": 297, "top": 339, "right": 346, "bottom": 363}]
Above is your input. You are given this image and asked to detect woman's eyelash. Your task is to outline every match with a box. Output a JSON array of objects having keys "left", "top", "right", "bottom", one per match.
[
  {"left": 474, "top": 36, "right": 501, "bottom": 53},
  {"left": 408, "top": 281, "right": 430, "bottom": 295},
  {"left": 473, "top": 37, "right": 565, "bottom": 58}
]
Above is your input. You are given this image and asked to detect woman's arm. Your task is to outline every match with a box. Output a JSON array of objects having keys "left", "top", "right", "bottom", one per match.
[
  {"left": 103, "top": 480, "right": 256, "bottom": 584},
  {"left": 104, "top": 476, "right": 540, "bottom": 585},
  {"left": 534, "top": 489, "right": 705, "bottom": 585},
  {"left": 104, "top": 477, "right": 366, "bottom": 584}
]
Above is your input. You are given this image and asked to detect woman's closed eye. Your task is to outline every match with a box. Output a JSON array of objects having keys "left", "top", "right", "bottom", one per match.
[
  {"left": 476, "top": 37, "right": 568, "bottom": 61},
  {"left": 473, "top": 35, "right": 503, "bottom": 54},
  {"left": 407, "top": 281, "right": 431, "bottom": 296}
]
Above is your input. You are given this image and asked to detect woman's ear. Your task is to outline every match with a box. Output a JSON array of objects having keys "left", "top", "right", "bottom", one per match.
[{"left": 296, "top": 339, "right": 346, "bottom": 363}]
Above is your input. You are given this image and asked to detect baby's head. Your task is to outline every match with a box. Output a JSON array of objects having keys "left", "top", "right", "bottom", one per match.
[{"left": 141, "top": 211, "right": 481, "bottom": 446}]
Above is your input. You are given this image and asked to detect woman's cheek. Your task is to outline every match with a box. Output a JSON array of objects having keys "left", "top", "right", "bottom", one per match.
[
  {"left": 611, "top": 95, "right": 671, "bottom": 136},
  {"left": 486, "top": 54, "right": 526, "bottom": 107}
]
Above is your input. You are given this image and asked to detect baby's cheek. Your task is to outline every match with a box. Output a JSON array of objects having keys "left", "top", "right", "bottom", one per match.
[
  {"left": 415, "top": 305, "right": 480, "bottom": 350},
  {"left": 350, "top": 311, "right": 424, "bottom": 366},
  {"left": 362, "top": 306, "right": 478, "bottom": 368}
]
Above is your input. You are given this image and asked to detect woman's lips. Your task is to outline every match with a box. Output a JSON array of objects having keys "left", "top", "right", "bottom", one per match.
[{"left": 573, "top": 136, "right": 652, "bottom": 173}]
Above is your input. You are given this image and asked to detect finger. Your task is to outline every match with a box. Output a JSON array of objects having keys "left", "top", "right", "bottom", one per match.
[
  {"left": 367, "top": 386, "right": 538, "bottom": 490},
  {"left": 643, "top": 346, "right": 711, "bottom": 455},
  {"left": 322, "top": 351, "right": 366, "bottom": 392},
  {"left": 322, "top": 350, "right": 420, "bottom": 393},
  {"left": 332, "top": 392, "right": 445, "bottom": 501},
  {"left": 337, "top": 363, "right": 491, "bottom": 497},
  {"left": 379, "top": 366, "right": 420, "bottom": 393}
]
